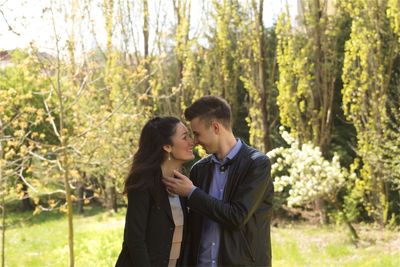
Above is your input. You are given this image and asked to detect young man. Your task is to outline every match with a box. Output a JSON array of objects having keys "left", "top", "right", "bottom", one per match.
[{"left": 162, "top": 96, "right": 274, "bottom": 266}]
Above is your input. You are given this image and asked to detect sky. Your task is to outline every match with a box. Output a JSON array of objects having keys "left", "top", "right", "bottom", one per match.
[{"left": 0, "top": 0, "right": 297, "bottom": 54}]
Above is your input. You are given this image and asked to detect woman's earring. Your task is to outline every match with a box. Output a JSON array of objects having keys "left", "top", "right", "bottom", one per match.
[{"left": 168, "top": 152, "right": 171, "bottom": 161}]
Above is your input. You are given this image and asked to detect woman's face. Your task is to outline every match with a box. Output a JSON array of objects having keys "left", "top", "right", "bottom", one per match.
[{"left": 169, "top": 122, "right": 195, "bottom": 162}]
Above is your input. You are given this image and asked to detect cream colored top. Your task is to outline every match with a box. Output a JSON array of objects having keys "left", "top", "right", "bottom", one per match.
[{"left": 168, "top": 195, "right": 184, "bottom": 267}]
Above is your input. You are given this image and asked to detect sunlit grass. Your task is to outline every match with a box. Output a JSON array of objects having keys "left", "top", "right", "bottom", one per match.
[
  {"left": 5, "top": 206, "right": 124, "bottom": 267},
  {"left": 4, "top": 207, "right": 400, "bottom": 267},
  {"left": 272, "top": 223, "right": 400, "bottom": 267}
]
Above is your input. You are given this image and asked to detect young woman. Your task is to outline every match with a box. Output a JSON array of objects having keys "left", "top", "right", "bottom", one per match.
[{"left": 115, "top": 116, "right": 194, "bottom": 267}]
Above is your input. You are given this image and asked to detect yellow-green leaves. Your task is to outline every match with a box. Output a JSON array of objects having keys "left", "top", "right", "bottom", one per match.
[{"left": 341, "top": 0, "right": 399, "bottom": 224}]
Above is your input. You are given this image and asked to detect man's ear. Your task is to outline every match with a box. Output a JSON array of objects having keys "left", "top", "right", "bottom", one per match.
[
  {"left": 163, "top": 144, "right": 172, "bottom": 153},
  {"left": 211, "top": 121, "right": 220, "bottom": 134}
]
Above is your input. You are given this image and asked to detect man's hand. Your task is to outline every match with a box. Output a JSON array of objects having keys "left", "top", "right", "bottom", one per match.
[{"left": 162, "top": 170, "right": 194, "bottom": 197}]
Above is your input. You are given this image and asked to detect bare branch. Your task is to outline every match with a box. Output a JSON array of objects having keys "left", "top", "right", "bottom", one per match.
[
  {"left": 42, "top": 96, "right": 61, "bottom": 140},
  {"left": 76, "top": 62, "right": 164, "bottom": 138},
  {"left": 18, "top": 167, "right": 38, "bottom": 193},
  {"left": 28, "top": 151, "right": 57, "bottom": 163},
  {"left": 65, "top": 74, "right": 89, "bottom": 111},
  {"left": 0, "top": 8, "right": 20, "bottom": 36}
]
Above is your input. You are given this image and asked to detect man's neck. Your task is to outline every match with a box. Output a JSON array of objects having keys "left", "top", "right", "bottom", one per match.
[{"left": 215, "top": 133, "right": 237, "bottom": 161}]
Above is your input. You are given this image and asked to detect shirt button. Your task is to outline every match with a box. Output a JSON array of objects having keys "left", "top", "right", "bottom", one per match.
[
  {"left": 212, "top": 242, "right": 215, "bottom": 246},
  {"left": 212, "top": 260, "right": 216, "bottom": 263}
]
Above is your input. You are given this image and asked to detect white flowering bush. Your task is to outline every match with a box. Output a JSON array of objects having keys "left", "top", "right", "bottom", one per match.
[{"left": 268, "top": 128, "right": 351, "bottom": 207}]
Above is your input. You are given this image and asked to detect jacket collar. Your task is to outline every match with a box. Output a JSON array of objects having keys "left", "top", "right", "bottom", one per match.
[
  {"left": 198, "top": 139, "right": 252, "bottom": 197},
  {"left": 156, "top": 174, "right": 187, "bottom": 225},
  {"left": 200, "top": 139, "right": 249, "bottom": 164},
  {"left": 150, "top": 172, "right": 174, "bottom": 223}
]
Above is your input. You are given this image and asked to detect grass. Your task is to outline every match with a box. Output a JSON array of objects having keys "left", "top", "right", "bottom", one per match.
[
  {"left": 3, "top": 207, "right": 400, "bottom": 267},
  {"left": 272, "top": 223, "right": 400, "bottom": 267},
  {"left": 5, "top": 206, "right": 124, "bottom": 267}
]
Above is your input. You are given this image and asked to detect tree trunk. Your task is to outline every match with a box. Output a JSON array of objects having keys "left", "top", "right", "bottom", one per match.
[
  {"left": 0, "top": 124, "right": 5, "bottom": 267},
  {"left": 54, "top": 13, "right": 74, "bottom": 264},
  {"left": 382, "top": 180, "right": 390, "bottom": 224},
  {"left": 1, "top": 203, "right": 4, "bottom": 267},
  {"left": 76, "top": 181, "right": 84, "bottom": 214},
  {"left": 315, "top": 198, "right": 329, "bottom": 224},
  {"left": 257, "top": 5, "right": 271, "bottom": 152},
  {"left": 173, "top": 0, "right": 187, "bottom": 82},
  {"left": 61, "top": 152, "right": 74, "bottom": 267},
  {"left": 253, "top": 0, "right": 272, "bottom": 153},
  {"left": 332, "top": 200, "right": 359, "bottom": 244},
  {"left": 312, "top": 0, "right": 330, "bottom": 225},
  {"left": 143, "top": 0, "right": 151, "bottom": 96},
  {"left": 20, "top": 183, "right": 34, "bottom": 211},
  {"left": 373, "top": 173, "right": 390, "bottom": 225},
  {"left": 106, "top": 184, "right": 117, "bottom": 212}
]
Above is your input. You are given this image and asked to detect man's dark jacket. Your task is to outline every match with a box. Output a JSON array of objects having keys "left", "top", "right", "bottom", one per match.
[{"left": 184, "top": 141, "right": 274, "bottom": 266}]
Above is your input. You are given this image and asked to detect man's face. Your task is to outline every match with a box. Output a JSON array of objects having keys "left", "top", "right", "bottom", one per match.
[{"left": 190, "top": 117, "right": 218, "bottom": 154}]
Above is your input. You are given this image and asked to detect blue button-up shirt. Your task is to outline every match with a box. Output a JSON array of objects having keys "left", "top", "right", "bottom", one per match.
[{"left": 197, "top": 139, "right": 242, "bottom": 267}]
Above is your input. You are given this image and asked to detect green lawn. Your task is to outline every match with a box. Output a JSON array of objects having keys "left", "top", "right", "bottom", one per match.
[
  {"left": 4, "top": 207, "right": 400, "bottom": 267},
  {"left": 5, "top": 206, "right": 123, "bottom": 267},
  {"left": 272, "top": 223, "right": 400, "bottom": 267}
]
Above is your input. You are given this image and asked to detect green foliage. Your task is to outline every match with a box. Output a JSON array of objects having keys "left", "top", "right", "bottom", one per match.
[
  {"left": 341, "top": 0, "right": 400, "bottom": 224},
  {"left": 199, "top": 0, "right": 243, "bottom": 118},
  {"left": 75, "top": 50, "right": 150, "bottom": 194},
  {"left": 276, "top": 0, "right": 347, "bottom": 155},
  {"left": 239, "top": 1, "right": 279, "bottom": 152},
  {"left": 387, "top": 0, "right": 400, "bottom": 35},
  {"left": 0, "top": 50, "right": 59, "bottom": 209}
]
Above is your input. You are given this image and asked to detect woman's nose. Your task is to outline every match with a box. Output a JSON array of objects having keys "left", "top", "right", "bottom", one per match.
[
  {"left": 193, "top": 137, "right": 199, "bottom": 145},
  {"left": 189, "top": 138, "right": 194, "bottom": 145}
]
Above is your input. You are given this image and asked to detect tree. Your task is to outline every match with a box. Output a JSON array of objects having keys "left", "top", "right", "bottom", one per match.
[
  {"left": 199, "top": 0, "right": 243, "bottom": 121},
  {"left": 341, "top": 0, "right": 399, "bottom": 225},
  {"left": 276, "top": 0, "right": 348, "bottom": 223},
  {"left": 268, "top": 128, "right": 359, "bottom": 242},
  {"left": 239, "top": 0, "right": 278, "bottom": 152},
  {"left": 0, "top": 50, "right": 56, "bottom": 267}
]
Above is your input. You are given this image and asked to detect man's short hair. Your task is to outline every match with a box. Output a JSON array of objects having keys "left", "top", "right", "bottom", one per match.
[{"left": 184, "top": 96, "right": 232, "bottom": 128}]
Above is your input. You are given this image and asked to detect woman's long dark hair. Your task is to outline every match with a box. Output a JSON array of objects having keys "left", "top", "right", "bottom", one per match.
[{"left": 123, "top": 116, "right": 180, "bottom": 194}]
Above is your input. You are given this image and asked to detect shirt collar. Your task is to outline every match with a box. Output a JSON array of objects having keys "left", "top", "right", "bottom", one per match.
[{"left": 211, "top": 139, "right": 242, "bottom": 164}]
